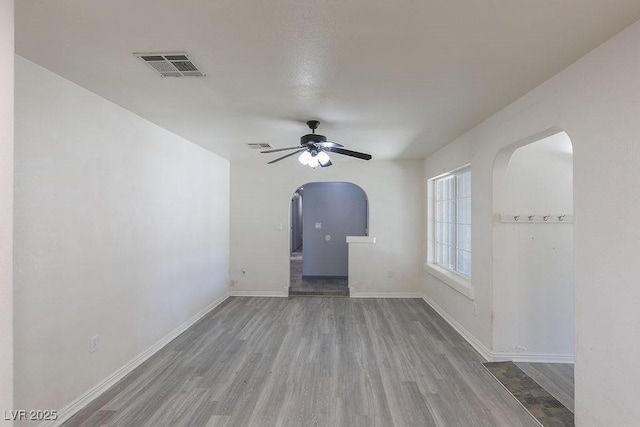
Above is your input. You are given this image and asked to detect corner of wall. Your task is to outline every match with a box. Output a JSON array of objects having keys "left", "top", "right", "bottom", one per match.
[{"left": 0, "top": 0, "right": 15, "bottom": 416}]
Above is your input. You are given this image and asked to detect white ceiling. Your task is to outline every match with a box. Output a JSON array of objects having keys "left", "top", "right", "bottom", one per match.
[{"left": 15, "top": 1, "right": 640, "bottom": 162}]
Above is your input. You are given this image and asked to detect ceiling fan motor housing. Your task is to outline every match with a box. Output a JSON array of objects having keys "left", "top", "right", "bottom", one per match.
[{"left": 300, "top": 133, "right": 328, "bottom": 146}]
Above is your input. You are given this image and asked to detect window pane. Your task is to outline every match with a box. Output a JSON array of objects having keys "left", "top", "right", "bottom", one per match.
[
  {"left": 441, "top": 222, "right": 448, "bottom": 245},
  {"left": 456, "top": 198, "right": 470, "bottom": 225},
  {"left": 442, "top": 200, "right": 449, "bottom": 222},
  {"left": 448, "top": 223, "right": 455, "bottom": 246},
  {"left": 443, "top": 176, "right": 454, "bottom": 200},
  {"left": 463, "top": 198, "right": 471, "bottom": 224},
  {"left": 432, "top": 169, "right": 471, "bottom": 276},
  {"left": 448, "top": 245, "right": 456, "bottom": 270},
  {"left": 457, "top": 250, "right": 471, "bottom": 276},
  {"left": 443, "top": 245, "right": 449, "bottom": 267},
  {"left": 457, "top": 224, "right": 471, "bottom": 251}
]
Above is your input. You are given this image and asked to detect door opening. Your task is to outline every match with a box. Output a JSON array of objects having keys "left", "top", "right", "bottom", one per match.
[{"left": 288, "top": 182, "right": 368, "bottom": 297}]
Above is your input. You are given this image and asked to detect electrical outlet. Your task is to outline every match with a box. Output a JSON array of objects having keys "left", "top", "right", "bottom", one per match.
[
  {"left": 230, "top": 279, "right": 237, "bottom": 287},
  {"left": 90, "top": 335, "right": 99, "bottom": 353},
  {"left": 387, "top": 270, "right": 393, "bottom": 278}
]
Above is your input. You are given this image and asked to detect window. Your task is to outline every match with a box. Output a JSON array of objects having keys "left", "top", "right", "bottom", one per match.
[{"left": 434, "top": 168, "right": 471, "bottom": 276}]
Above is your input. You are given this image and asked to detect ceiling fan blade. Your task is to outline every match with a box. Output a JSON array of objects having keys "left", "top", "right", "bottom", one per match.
[
  {"left": 261, "top": 146, "right": 303, "bottom": 153},
  {"left": 320, "top": 159, "right": 333, "bottom": 168},
  {"left": 324, "top": 146, "right": 372, "bottom": 160},
  {"left": 315, "top": 141, "right": 344, "bottom": 148},
  {"left": 267, "top": 148, "right": 306, "bottom": 164}
]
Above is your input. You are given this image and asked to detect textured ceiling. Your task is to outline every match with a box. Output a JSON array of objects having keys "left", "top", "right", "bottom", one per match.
[{"left": 15, "top": 1, "right": 640, "bottom": 161}]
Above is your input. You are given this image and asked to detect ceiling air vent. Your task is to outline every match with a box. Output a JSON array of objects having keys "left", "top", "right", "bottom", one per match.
[
  {"left": 134, "top": 52, "right": 205, "bottom": 77},
  {"left": 245, "top": 143, "right": 273, "bottom": 150}
]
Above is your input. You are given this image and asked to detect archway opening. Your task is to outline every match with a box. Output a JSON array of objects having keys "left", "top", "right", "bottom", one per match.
[
  {"left": 492, "top": 130, "right": 574, "bottom": 408},
  {"left": 288, "top": 182, "right": 368, "bottom": 297}
]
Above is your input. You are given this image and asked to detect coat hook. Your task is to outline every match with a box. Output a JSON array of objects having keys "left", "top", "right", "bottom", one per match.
[
  {"left": 514, "top": 215, "right": 520, "bottom": 221},
  {"left": 528, "top": 215, "right": 535, "bottom": 221},
  {"left": 543, "top": 215, "right": 550, "bottom": 222},
  {"left": 558, "top": 215, "right": 565, "bottom": 221}
]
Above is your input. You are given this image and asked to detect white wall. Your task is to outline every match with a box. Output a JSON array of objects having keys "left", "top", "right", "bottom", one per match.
[
  {"left": 500, "top": 133, "right": 573, "bottom": 214},
  {"left": 0, "top": 0, "right": 14, "bottom": 419},
  {"left": 230, "top": 160, "right": 423, "bottom": 297},
  {"left": 423, "top": 20, "right": 640, "bottom": 425},
  {"left": 493, "top": 133, "right": 574, "bottom": 360},
  {"left": 13, "top": 56, "right": 230, "bottom": 416},
  {"left": 423, "top": 139, "right": 492, "bottom": 346}
]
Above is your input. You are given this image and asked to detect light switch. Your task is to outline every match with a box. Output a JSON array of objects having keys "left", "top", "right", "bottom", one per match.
[
  {"left": 315, "top": 222, "right": 322, "bottom": 229},
  {"left": 274, "top": 223, "right": 283, "bottom": 231}
]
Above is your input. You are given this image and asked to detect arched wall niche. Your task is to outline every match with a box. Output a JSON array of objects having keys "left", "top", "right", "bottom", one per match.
[{"left": 492, "top": 129, "right": 574, "bottom": 362}]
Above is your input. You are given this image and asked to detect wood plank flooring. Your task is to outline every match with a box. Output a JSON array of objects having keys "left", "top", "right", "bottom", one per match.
[
  {"left": 64, "top": 297, "right": 539, "bottom": 427},
  {"left": 516, "top": 362, "right": 574, "bottom": 413}
]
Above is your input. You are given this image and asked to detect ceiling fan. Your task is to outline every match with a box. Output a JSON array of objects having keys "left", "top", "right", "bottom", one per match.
[{"left": 261, "top": 120, "right": 372, "bottom": 167}]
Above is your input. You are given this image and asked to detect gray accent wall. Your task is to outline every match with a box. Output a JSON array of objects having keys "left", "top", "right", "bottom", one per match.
[{"left": 302, "top": 182, "right": 367, "bottom": 277}]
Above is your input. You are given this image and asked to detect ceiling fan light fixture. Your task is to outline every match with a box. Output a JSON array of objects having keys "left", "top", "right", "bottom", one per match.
[
  {"left": 264, "top": 120, "right": 371, "bottom": 166},
  {"left": 317, "top": 151, "right": 331, "bottom": 166},
  {"left": 298, "top": 150, "right": 312, "bottom": 165},
  {"left": 308, "top": 153, "right": 320, "bottom": 168}
]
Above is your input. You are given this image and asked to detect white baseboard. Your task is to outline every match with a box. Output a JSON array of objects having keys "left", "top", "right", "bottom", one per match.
[
  {"left": 492, "top": 352, "right": 575, "bottom": 364},
  {"left": 421, "top": 293, "right": 574, "bottom": 364},
  {"left": 41, "top": 292, "right": 230, "bottom": 427},
  {"left": 421, "top": 293, "right": 494, "bottom": 362},
  {"left": 230, "top": 289, "right": 421, "bottom": 299},
  {"left": 349, "top": 291, "right": 423, "bottom": 298},
  {"left": 229, "top": 290, "right": 288, "bottom": 297}
]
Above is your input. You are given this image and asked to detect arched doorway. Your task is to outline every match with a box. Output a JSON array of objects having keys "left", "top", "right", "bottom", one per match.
[{"left": 289, "top": 182, "right": 368, "bottom": 296}]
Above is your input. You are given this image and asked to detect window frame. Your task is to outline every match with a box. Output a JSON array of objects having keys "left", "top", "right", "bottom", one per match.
[{"left": 424, "top": 165, "right": 475, "bottom": 300}]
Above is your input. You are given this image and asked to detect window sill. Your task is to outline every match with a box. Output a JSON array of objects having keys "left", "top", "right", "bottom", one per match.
[{"left": 423, "top": 263, "right": 475, "bottom": 300}]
